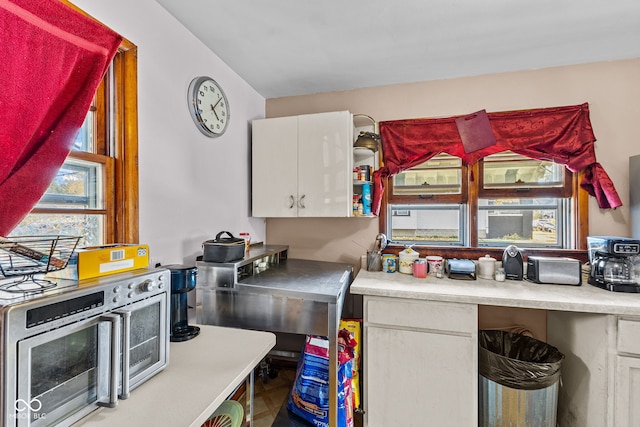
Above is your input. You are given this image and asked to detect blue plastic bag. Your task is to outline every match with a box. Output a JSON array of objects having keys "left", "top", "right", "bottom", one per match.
[{"left": 287, "top": 335, "right": 354, "bottom": 427}]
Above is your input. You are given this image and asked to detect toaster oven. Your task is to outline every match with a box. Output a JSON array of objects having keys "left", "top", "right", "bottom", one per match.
[
  {"left": 0, "top": 268, "right": 170, "bottom": 426},
  {"left": 526, "top": 256, "right": 582, "bottom": 286}
]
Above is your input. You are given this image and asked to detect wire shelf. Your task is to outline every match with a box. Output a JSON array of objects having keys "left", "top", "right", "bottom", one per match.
[{"left": 0, "top": 235, "right": 81, "bottom": 280}]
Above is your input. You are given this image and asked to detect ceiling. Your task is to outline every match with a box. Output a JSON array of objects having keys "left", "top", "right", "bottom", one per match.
[{"left": 155, "top": 0, "right": 640, "bottom": 99}]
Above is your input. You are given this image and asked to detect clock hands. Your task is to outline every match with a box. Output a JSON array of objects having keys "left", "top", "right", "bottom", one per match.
[
  {"left": 210, "top": 96, "right": 223, "bottom": 121},
  {"left": 210, "top": 104, "right": 220, "bottom": 121}
]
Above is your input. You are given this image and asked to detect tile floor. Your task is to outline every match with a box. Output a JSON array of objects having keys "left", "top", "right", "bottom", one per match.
[{"left": 252, "top": 367, "right": 297, "bottom": 427}]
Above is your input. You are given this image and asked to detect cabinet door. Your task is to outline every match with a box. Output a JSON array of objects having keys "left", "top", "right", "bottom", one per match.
[
  {"left": 251, "top": 116, "right": 298, "bottom": 217},
  {"left": 364, "top": 297, "right": 477, "bottom": 427},
  {"left": 297, "top": 111, "right": 352, "bottom": 217},
  {"left": 615, "top": 355, "right": 640, "bottom": 427},
  {"left": 365, "top": 326, "right": 477, "bottom": 427}
]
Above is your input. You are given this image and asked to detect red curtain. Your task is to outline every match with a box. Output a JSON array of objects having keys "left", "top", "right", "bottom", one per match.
[
  {"left": 0, "top": 0, "right": 122, "bottom": 235},
  {"left": 373, "top": 103, "right": 622, "bottom": 214}
]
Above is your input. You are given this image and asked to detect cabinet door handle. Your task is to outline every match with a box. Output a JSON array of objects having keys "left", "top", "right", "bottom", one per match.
[
  {"left": 298, "top": 194, "right": 306, "bottom": 209},
  {"left": 289, "top": 195, "right": 295, "bottom": 209}
]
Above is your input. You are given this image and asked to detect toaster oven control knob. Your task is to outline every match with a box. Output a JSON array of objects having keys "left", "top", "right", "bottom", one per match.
[{"left": 139, "top": 279, "right": 156, "bottom": 293}]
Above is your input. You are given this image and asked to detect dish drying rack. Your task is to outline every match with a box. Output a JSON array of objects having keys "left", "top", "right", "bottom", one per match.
[{"left": 0, "top": 235, "right": 81, "bottom": 292}]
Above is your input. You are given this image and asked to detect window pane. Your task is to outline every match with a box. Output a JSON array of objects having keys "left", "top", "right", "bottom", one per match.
[
  {"left": 10, "top": 214, "right": 103, "bottom": 247},
  {"left": 483, "top": 152, "right": 564, "bottom": 189},
  {"left": 73, "top": 110, "right": 95, "bottom": 152},
  {"left": 478, "top": 198, "right": 563, "bottom": 247},
  {"left": 388, "top": 204, "right": 463, "bottom": 245},
  {"left": 36, "top": 158, "right": 103, "bottom": 209},
  {"left": 393, "top": 154, "right": 462, "bottom": 196}
]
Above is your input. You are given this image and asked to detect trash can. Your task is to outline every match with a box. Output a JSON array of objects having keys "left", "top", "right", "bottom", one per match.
[{"left": 478, "top": 330, "right": 564, "bottom": 427}]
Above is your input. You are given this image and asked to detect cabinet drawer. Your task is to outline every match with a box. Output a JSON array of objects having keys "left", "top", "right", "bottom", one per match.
[
  {"left": 618, "top": 318, "right": 640, "bottom": 355},
  {"left": 366, "top": 297, "right": 477, "bottom": 334}
]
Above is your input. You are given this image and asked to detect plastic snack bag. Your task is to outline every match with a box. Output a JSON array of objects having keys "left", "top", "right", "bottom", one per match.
[{"left": 287, "top": 331, "right": 355, "bottom": 427}]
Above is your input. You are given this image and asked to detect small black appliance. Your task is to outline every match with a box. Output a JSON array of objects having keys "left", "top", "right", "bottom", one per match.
[
  {"left": 166, "top": 264, "right": 200, "bottom": 341},
  {"left": 587, "top": 236, "right": 640, "bottom": 292},
  {"left": 502, "top": 245, "right": 523, "bottom": 280}
]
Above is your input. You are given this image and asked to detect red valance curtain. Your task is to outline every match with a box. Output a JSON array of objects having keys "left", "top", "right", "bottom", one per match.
[
  {"left": 0, "top": 0, "right": 122, "bottom": 236},
  {"left": 373, "top": 103, "right": 621, "bottom": 214}
]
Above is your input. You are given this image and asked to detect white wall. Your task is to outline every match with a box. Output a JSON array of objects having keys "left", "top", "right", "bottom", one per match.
[
  {"left": 266, "top": 59, "right": 640, "bottom": 267},
  {"left": 70, "top": 0, "right": 266, "bottom": 267}
]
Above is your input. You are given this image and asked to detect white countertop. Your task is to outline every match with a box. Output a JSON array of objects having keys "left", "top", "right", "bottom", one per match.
[
  {"left": 351, "top": 270, "right": 640, "bottom": 316},
  {"left": 75, "top": 325, "right": 276, "bottom": 427}
]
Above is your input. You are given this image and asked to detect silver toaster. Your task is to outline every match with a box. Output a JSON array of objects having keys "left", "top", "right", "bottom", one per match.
[{"left": 526, "top": 256, "right": 582, "bottom": 285}]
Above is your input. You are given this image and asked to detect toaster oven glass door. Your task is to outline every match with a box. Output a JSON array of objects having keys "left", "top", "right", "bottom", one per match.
[
  {"left": 15, "top": 315, "right": 117, "bottom": 426},
  {"left": 116, "top": 292, "right": 168, "bottom": 396}
]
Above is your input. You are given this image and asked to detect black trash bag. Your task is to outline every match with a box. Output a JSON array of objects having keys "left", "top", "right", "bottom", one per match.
[{"left": 479, "top": 330, "right": 564, "bottom": 390}]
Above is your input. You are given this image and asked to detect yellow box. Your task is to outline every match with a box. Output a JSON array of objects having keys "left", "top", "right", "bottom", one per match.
[{"left": 47, "top": 244, "right": 149, "bottom": 280}]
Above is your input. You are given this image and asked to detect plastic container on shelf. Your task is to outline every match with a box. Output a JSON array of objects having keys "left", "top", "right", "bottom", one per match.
[{"left": 362, "top": 183, "right": 372, "bottom": 215}]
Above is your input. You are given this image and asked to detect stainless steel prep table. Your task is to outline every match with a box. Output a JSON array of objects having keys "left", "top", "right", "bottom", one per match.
[{"left": 196, "top": 252, "right": 353, "bottom": 427}]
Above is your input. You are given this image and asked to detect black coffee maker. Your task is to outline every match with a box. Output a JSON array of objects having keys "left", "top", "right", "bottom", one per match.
[
  {"left": 587, "top": 236, "right": 640, "bottom": 292},
  {"left": 502, "top": 245, "right": 523, "bottom": 280},
  {"left": 166, "top": 264, "right": 200, "bottom": 342}
]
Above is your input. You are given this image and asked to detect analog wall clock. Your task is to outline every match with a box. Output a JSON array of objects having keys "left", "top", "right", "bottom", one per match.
[{"left": 188, "top": 76, "right": 230, "bottom": 137}]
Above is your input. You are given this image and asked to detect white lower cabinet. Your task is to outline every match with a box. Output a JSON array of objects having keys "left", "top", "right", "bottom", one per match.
[
  {"left": 548, "top": 312, "right": 640, "bottom": 427},
  {"left": 615, "top": 355, "right": 640, "bottom": 427},
  {"left": 363, "top": 296, "right": 477, "bottom": 427},
  {"left": 615, "top": 318, "right": 640, "bottom": 427}
]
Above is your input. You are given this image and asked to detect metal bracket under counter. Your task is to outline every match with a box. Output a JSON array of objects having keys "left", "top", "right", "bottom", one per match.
[{"left": 195, "top": 246, "right": 353, "bottom": 427}]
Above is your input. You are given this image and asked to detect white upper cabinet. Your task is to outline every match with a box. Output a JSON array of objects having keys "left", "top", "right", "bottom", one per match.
[
  {"left": 251, "top": 111, "right": 353, "bottom": 217},
  {"left": 252, "top": 116, "right": 299, "bottom": 217}
]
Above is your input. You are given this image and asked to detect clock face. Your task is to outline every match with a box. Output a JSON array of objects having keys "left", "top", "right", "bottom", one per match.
[{"left": 188, "top": 76, "right": 230, "bottom": 137}]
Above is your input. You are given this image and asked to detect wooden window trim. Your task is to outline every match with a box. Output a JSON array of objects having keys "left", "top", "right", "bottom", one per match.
[
  {"left": 382, "top": 158, "right": 590, "bottom": 257},
  {"left": 111, "top": 40, "right": 139, "bottom": 244},
  {"left": 387, "top": 163, "right": 468, "bottom": 205},
  {"left": 46, "top": 2, "right": 139, "bottom": 244},
  {"left": 478, "top": 161, "right": 574, "bottom": 199}
]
